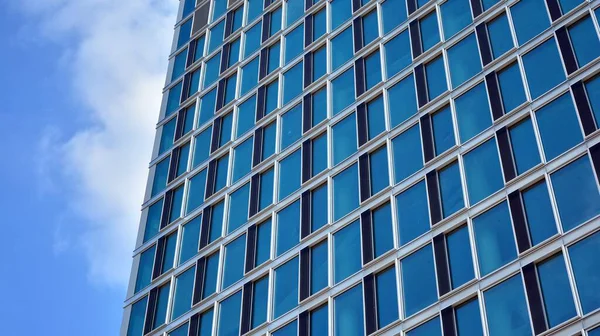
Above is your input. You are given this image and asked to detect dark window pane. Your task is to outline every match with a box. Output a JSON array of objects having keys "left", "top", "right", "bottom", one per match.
[
  {"left": 334, "top": 220, "right": 362, "bottom": 283},
  {"left": 396, "top": 180, "right": 430, "bottom": 245},
  {"left": 473, "top": 201, "right": 517, "bottom": 276},
  {"left": 401, "top": 244, "right": 437, "bottom": 317}
]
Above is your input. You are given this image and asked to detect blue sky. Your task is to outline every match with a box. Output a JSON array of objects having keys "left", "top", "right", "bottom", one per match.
[{"left": 0, "top": 1, "right": 176, "bottom": 334}]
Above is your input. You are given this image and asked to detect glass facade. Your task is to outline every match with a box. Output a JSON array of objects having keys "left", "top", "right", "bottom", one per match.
[{"left": 124, "top": 0, "right": 600, "bottom": 335}]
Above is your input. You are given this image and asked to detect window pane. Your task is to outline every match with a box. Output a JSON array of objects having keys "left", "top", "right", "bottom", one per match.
[
  {"left": 396, "top": 180, "right": 430, "bottom": 245},
  {"left": 224, "top": 75, "right": 237, "bottom": 105},
  {"left": 311, "top": 184, "right": 328, "bottom": 232},
  {"left": 568, "top": 16, "right": 600, "bottom": 68},
  {"left": 276, "top": 200, "right": 300, "bottom": 256},
  {"left": 281, "top": 104, "right": 303, "bottom": 150},
  {"left": 244, "top": 23, "right": 262, "bottom": 59},
  {"left": 168, "top": 322, "right": 188, "bottom": 336},
  {"left": 208, "top": 20, "right": 225, "bottom": 53},
  {"left": 362, "top": 10, "right": 379, "bottom": 45},
  {"left": 385, "top": 30, "right": 411, "bottom": 78},
  {"left": 215, "top": 154, "right": 229, "bottom": 192},
  {"left": 313, "top": 46, "right": 327, "bottom": 80},
  {"left": 432, "top": 106, "right": 455, "bottom": 155},
  {"left": 370, "top": 146, "right": 389, "bottom": 195},
  {"left": 334, "top": 220, "right": 362, "bottom": 283},
  {"left": 251, "top": 276, "right": 269, "bottom": 328},
  {"left": 401, "top": 244, "right": 438, "bottom": 317},
  {"left": 420, "top": 11, "right": 440, "bottom": 52},
  {"left": 159, "top": 118, "right": 176, "bottom": 155},
  {"left": 247, "top": 0, "right": 262, "bottom": 23},
  {"left": 392, "top": 124, "right": 422, "bottom": 183},
  {"left": 270, "top": 7, "right": 282, "bottom": 36},
  {"left": 212, "top": 0, "right": 227, "bottom": 21},
  {"left": 522, "top": 38, "right": 566, "bottom": 99},
  {"left": 279, "top": 150, "right": 301, "bottom": 200},
  {"left": 170, "top": 185, "right": 184, "bottom": 223},
  {"left": 463, "top": 138, "right": 504, "bottom": 205},
  {"left": 222, "top": 234, "right": 246, "bottom": 289},
  {"left": 179, "top": 215, "right": 201, "bottom": 264},
  {"left": 178, "top": 19, "right": 193, "bottom": 48},
  {"left": 286, "top": 0, "right": 304, "bottom": 26},
  {"left": 193, "top": 127, "right": 212, "bottom": 168},
  {"left": 334, "top": 284, "right": 365, "bottom": 336},
  {"left": 313, "top": 9, "right": 327, "bottom": 40},
  {"left": 259, "top": 168, "right": 274, "bottom": 211},
  {"left": 332, "top": 112, "right": 358, "bottom": 165},
  {"left": 268, "top": 43, "right": 281, "bottom": 74},
  {"left": 473, "top": 201, "right": 516, "bottom": 276},
  {"left": 274, "top": 257, "right": 299, "bottom": 318},
  {"left": 447, "top": 226, "right": 474, "bottom": 288},
  {"left": 407, "top": 318, "right": 442, "bottom": 336},
  {"left": 190, "top": 67, "right": 201, "bottom": 94},
  {"left": 455, "top": 82, "right": 492, "bottom": 142},
  {"left": 388, "top": 74, "right": 417, "bottom": 128},
  {"left": 172, "top": 266, "right": 195, "bottom": 319},
  {"left": 152, "top": 283, "right": 170, "bottom": 329},
  {"left": 535, "top": 93, "right": 582, "bottom": 161},
  {"left": 439, "top": 161, "right": 464, "bottom": 217},
  {"left": 172, "top": 49, "right": 187, "bottom": 82},
  {"left": 311, "top": 304, "right": 328, "bottom": 336},
  {"left": 241, "top": 59, "right": 259, "bottom": 96},
  {"left": 332, "top": 27, "right": 354, "bottom": 71},
  {"left": 255, "top": 220, "right": 272, "bottom": 266},
  {"left": 522, "top": 181, "right": 556, "bottom": 245},
  {"left": 217, "top": 291, "right": 242, "bottom": 336},
  {"left": 273, "top": 321, "right": 298, "bottom": 336},
  {"left": 233, "top": 6, "right": 244, "bottom": 32},
  {"left": 283, "top": 61, "right": 303, "bottom": 104},
  {"left": 135, "top": 246, "right": 155, "bottom": 293},
  {"left": 376, "top": 267, "right": 399, "bottom": 327},
  {"left": 219, "top": 113, "right": 233, "bottom": 148},
  {"left": 484, "top": 275, "right": 531, "bottom": 336},
  {"left": 365, "top": 51, "right": 382, "bottom": 90},
  {"left": 312, "top": 87, "right": 327, "bottom": 126},
  {"left": 332, "top": 67, "right": 356, "bottom": 116},
  {"left": 331, "top": 0, "right": 352, "bottom": 31},
  {"left": 569, "top": 231, "right": 600, "bottom": 313},
  {"left": 227, "top": 184, "right": 250, "bottom": 233},
  {"left": 161, "top": 233, "right": 177, "bottom": 274},
  {"left": 203, "top": 252, "right": 220, "bottom": 299},
  {"left": 311, "top": 241, "right": 329, "bottom": 294},
  {"left": 511, "top": 0, "right": 550, "bottom": 45},
  {"left": 367, "top": 96, "right": 385, "bottom": 140},
  {"left": 127, "top": 297, "right": 148, "bottom": 336},
  {"left": 194, "top": 36, "right": 206, "bottom": 62},
  {"left": 232, "top": 138, "right": 253, "bottom": 183},
  {"left": 509, "top": 118, "right": 539, "bottom": 175},
  {"left": 285, "top": 24, "right": 304, "bottom": 64},
  {"left": 262, "top": 122, "right": 277, "bottom": 159},
  {"left": 585, "top": 75, "right": 600, "bottom": 126},
  {"left": 236, "top": 96, "right": 256, "bottom": 138},
  {"left": 382, "top": 0, "right": 407, "bottom": 34},
  {"left": 199, "top": 88, "right": 217, "bottom": 126},
  {"left": 209, "top": 201, "right": 224, "bottom": 243},
  {"left": 166, "top": 82, "right": 182, "bottom": 117},
  {"left": 448, "top": 34, "right": 481, "bottom": 88},
  {"left": 333, "top": 163, "right": 359, "bottom": 221},
  {"left": 312, "top": 133, "right": 328, "bottom": 176},
  {"left": 426, "top": 56, "right": 447, "bottom": 100},
  {"left": 151, "top": 157, "right": 170, "bottom": 197},
  {"left": 441, "top": 0, "right": 472, "bottom": 39},
  {"left": 144, "top": 200, "right": 163, "bottom": 242},
  {"left": 455, "top": 298, "right": 483, "bottom": 336},
  {"left": 372, "top": 203, "right": 394, "bottom": 257},
  {"left": 537, "top": 254, "right": 577, "bottom": 327}
]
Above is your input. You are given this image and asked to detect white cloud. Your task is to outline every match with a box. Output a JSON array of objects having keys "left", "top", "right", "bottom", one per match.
[{"left": 19, "top": 0, "right": 177, "bottom": 287}]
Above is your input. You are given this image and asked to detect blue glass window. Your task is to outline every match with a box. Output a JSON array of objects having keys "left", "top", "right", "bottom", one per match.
[
  {"left": 391, "top": 125, "right": 422, "bottom": 183},
  {"left": 484, "top": 274, "right": 531, "bottom": 336},
  {"left": 274, "top": 257, "right": 299, "bottom": 318},
  {"left": 331, "top": 0, "right": 352, "bottom": 31},
  {"left": 448, "top": 34, "right": 481, "bottom": 88},
  {"left": 229, "top": 39, "right": 241, "bottom": 67},
  {"left": 586, "top": 75, "right": 600, "bottom": 126},
  {"left": 385, "top": 31, "right": 411, "bottom": 79},
  {"left": 311, "top": 304, "right": 328, "bottom": 336},
  {"left": 285, "top": 24, "right": 304, "bottom": 64},
  {"left": 182, "top": 104, "right": 195, "bottom": 135},
  {"left": 268, "top": 43, "right": 281, "bottom": 74},
  {"left": 426, "top": 56, "right": 447, "bottom": 101},
  {"left": 334, "top": 284, "right": 365, "bottom": 336},
  {"left": 209, "top": 201, "right": 224, "bottom": 243},
  {"left": 168, "top": 322, "right": 188, "bottom": 336},
  {"left": 161, "top": 233, "right": 177, "bottom": 274},
  {"left": 281, "top": 104, "right": 302, "bottom": 150},
  {"left": 278, "top": 150, "right": 301, "bottom": 200},
  {"left": 497, "top": 62, "right": 526, "bottom": 113},
  {"left": 172, "top": 49, "right": 188, "bottom": 82},
  {"left": 283, "top": 61, "right": 303, "bottom": 105},
  {"left": 401, "top": 244, "right": 438, "bottom": 317},
  {"left": 388, "top": 75, "right": 416, "bottom": 127},
  {"left": 332, "top": 67, "right": 356, "bottom": 116},
  {"left": 456, "top": 83, "right": 492, "bottom": 143},
  {"left": 182, "top": 0, "right": 196, "bottom": 18},
  {"left": 455, "top": 298, "right": 483, "bottom": 336},
  {"left": 311, "top": 184, "right": 328, "bottom": 232},
  {"left": 523, "top": 38, "right": 566, "bottom": 99},
  {"left": 370, "top": 146, "right": 389, "bottom": 195},
  {"left": 420, "top": 11, "right": 440, "bottom": 52},
  {"left": 509, "top": 119, "right": 539, "bottom": 176},
  {"left": 276, "top": 200, "right": 301, "bottom": 256},
  {"left": 151, "top": 157, "right": 170, "bottom": 197},
  {"left": 127, "top": 297, "right": 148, "bottom": 336},
  {"left": 537, "top": 253, "right": 577, "bottom": 327},
  {"left": 286, "top": 0, "right": 304, "bottom": 26},
  {"left": 224, "top": 74, "right": 237, "bottom": 105},
  {"left": 334, "top": 220, "right": 362, "bottom": 283},
  {"left": 313, "top": 9, "right": 326, "bottom": 40},
  {"left": 372, "top": 203, "right": 394, "bottom": 257},
  {"left": 179, "top": 215, "right": 201, "bottom": 264},
  {"left": 376, "top": 267, "right": 399, "bottom": 328},
  {"left": 463, "top": 138, "right": 504, "bottom": 205},
  {"left": 194, "top": 36, "right": 206, "bottom": 62},
  {"left": 439, "top": 161, "right": 464, "bottom": 217},
  {"left": 219, "top": 113, "right": 233, "bottom": 147},
  {"left": 568, "top": 231, "right": 600, "bottom": 313},
  {"left": 441, "top": 0, "right": 472, "bottom": 39},
  {"left": 144, "top": 200, "right": 163, "bottom": 242},
  {"left": 232, "top": 138, "right": 253, "bottom": 183},
  {"left": 407, "top": 318, "right": 442, "bottom": 336},
  {"left": 236, "top": 96, "right": 256, "bottom": 138},
  {"left": 266, "top": 79, "right": 279, "bottom": 114},
  {"left": 396, "top": 180, "right": 429, "bottom": 245},
  {"left": 187, "top": 169, "right": 206, "bottom": 214},
  {"left": 259, "top": 168, "right": 274, "bottom": 210},
  {"left": 176, "top": 143, "right": 190, "bottom": 177},
  {"left": 312, "top": 133, "right": 328, "bottom": 176},
  {"left": 447, "top": 226, "right": 474, "bottom": 288},
  {"left": 569, "top": 16, "right": 600, "bottom": 68},
  {"left": 333, "top": 164, "right": 359, "bottom": 220},
  {"left": 215, "top": 154, "right": 229, "bottom": 192},
  {"left": 312, "top": 87, "right": 327, "bottom": 127},
  {"left": 198, "top": 88, "right": 217, "bottom": 126},
  {"left": 169, "top": 185, "right": 184, "bottom": 223},
  {"left": 217, "top": 291, "right": 242, "bottom": 336},
  {"left": 251, "top": 276, "right": 269, "bottom": 328},
  {"left": 362, "top": 10, "right": 379, "bottom": 45},
  {"left": 227, "top": 184, "right": 250, "bottom": 233},
  {"left": 382, "top": 0, "right": 407, "bottom": 34},
  {"left": 172, "top": 266, "right": 195, "bottom": 319},
  {"left": 332, "top": 112, "right": 357, "bottom": 165},
  {"left": 473, "top": 201, "right": 517, "bottom": 276},
  {"left": 212, "top": 0, "right": 227, "bottom": 21},
  {"left": 203, "top": 53, "right": 221, "bottom": 90},
  {"left": 244, "top": 23, "right": 262, "bottom": 59},
  {"left": 255, "top": 220, "right": 272, "bottom": 265},
  {"left": 511, "top": 0, "right": 550, "bottom": 45},
  {"left": 273, "top": 321, "right": 297, "bottom": 336},
  {"left": 203, "top": 252, "right": 220, "bottom": 299},
  {"left": 313, "top": 46, "right": 327, "bottom": 80},
  {"left": 522, "top": 181, "right": 556, "bottom": 245},
  {"left": 558, "top": 0, "right": 583, "bottom": 13},
  {"left": 536, "top": 93, "right": 582, "bottom": 161},
  {"left": 332, "top": 27, "right": 354, "bottom": 71},
  {"left": 241, "top": 58, "right": 259, "bottom": 96},
  {"left": 247, "top": 0, "right": 262, "bottom": 23},
  {"left": 159, "top": 118, "right": 176, "bottom": 156},
  {"left": 365, "top": 51, "right": 382, "bottom": 90},
  {"left": 222, "top": 234, "right": 246, "bottom": 289},
  {"left": 208, "top": 20, "right": 225, "bottom": 53},
  {"left": 135, "top": 246, "right": 155, "bottom": 293},
  {"left": 432, "top": 106, "right": 455, "bottom": 155},
  {"left": 166, "top": 82, "right": 182, "bottom": 117},
  {"left": 262, "top": 122, "right": 277, "bottom": 159},
  {"left": 178, "top": 19, "right": 193, "bottom": 48},
  {"left": 270, "top": 7, "right": 282, "bottom": 36},
  {"left": 152, "top": 283, "right": 170, "bottom": 329},
  {"left": 311, "top": 240, "right": 329, "bottom": 294},
  {"left": 232, "top": 6, "right": 244, "bottom": 32},
  {"left": 487, "top": 13, "right": 513, "bottom": 59}
]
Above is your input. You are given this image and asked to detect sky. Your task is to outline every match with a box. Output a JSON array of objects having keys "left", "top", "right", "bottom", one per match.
[{"left": 0, "top": 1, "right": 177, "bottom": 334}]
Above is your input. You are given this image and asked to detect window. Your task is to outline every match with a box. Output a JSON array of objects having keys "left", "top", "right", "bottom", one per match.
[
  {"left": 169, "top": 185, "right": 184, "bottom": 223},
  {"left": 209, "top": 201, "right": 225, "bottom": 243},
  {"left": 262, "top": 122, "right": 277, "bottom": 159},
  {"left": 432, "top": 106, "right": 455, "bottom": 155},
  {"left": 401, "top": 244, "right": 437, "bottom": 317},
  {"left": 331, "top": 0, "right": 352, "bottom": 31},
  {"left": 486, "top": 14, "right": 513, "bottom": 60},
  {"left": 463, "top": 137, "right": 504, "bottom": 205},
  {"left": 285, "top": 24, "right": 304, "bottom": 64},
  {"left": 407, "top": 318, "right": 442, "bottom": 336},
  {"left": 312, "top": 133, "right": 328, "bottom": 176},
  {"left": 160, "top": 232, "right": 177, "bottom": 274},
  {"left": 251, "top": 276, "right": 269, "bottom": 328},
  {"left": 312, "top": 87, "right": 327, "bottom": 127},
  {"left": 311, "top": 304, "right": 328, "bottom": 336},
  {"left": 236, "top": 96, "right": 256, "bottom": 138},
  {"left": 332, "top": 67, "right": 356, "bottom": 116},
  {"left": 388, "top": 75, "right": 417, "bottom": 127},
  {"left": 522, "top": 180, "right": 557, "bottom": 245},
  {"left": 511, "top": 0, "right": 550, "bottom": 45},
  {"left": 244, "top": 22, "right": 262, "bottom": 59},
  {"left": 198, "top": 88, "right": 217, "bottom": 126},
  {"left": 372, "top": 203, "right": 394, "bottom": 257},
  {"left": 182, "top": 104, "right": 195, "bottom": 135},
  {"left": 172, "top": 49, "right": 188, "bottom": 82},
  {"left": 151, "top": 157, "right": 170, "bottom": 197},
  {"left": 333, "top": 163, "right": 359, "bottom": 220},
  {"left": 311, "top": 240, "right": 328, "bottom": 294},
  {"left": 247, "top": 0, "right": 262, "bottom": 23},
  {"left": 266, "top": 80, "right": 279, "bottom": 114},
  {"left": 375, "top": 267, "right": 399, "bottom": 328},
  {"left": 425, "top": 56, "right": 447, "bottom": 101},
  {"left": 256, "top": 220, "right": 272, "bottom": 266},
  {"left": 208, "top": 20, "right": 225, "bottom": 53},
  {"left": 552, "top": 156, "right": 600, "bottom": 231},
  {"left": 558, "top": 0, "right": 583, "bottom": 14},
  {"left": 448, "top": 34, "right": 481, "bottom": 88},
  {"left": 232, "top": 6, "right": 244, "bottom": 32},
  {"left": 365, "top": 51, "right": 382, "bottom": 90},
  {"left": 283, "top": 61, "right": 303, "bottom": 104},
  {"left": 332, "top": 113, "right": 357, "bottom": 166},
  {"left": 497, "top": 62, "right": 526, "bottom": 113},
  {"left": 189, "top": 67, "right": 201, "bottom": 94},
  {"left": 396, "top": 180, "right": 430, "bottom": 246},
  {"left": 220, "top": 113, "right": 233, "bottom": 144},
  {"left": 391, "top": 126, "right": 422, "bottom": 184},
  {"left": 232, "top": 139, "right": 253, "bottom": 184},
  {"left": 217, "top": 291, "right": 242, "bottom": 336},
  {"left": 186, "top": 169, "right": 207, "bottom": 213},
  {"left": 222, "top": 234, "right": 246, "bottom": 289},
  {"left": 454, "top": 82, "right": 492, "bottom": 143},
  {"left": 568, "top": 231, "right": 600, "bottom": 313},
  {"left": 166, "top": 82, "right": 182, "bottom": 117},
  {"left": 273, "top": 321, "right": 298, "bottom": 336},
  {"left": 215, "top": 154, "right": 229, "bottom": 192},
  {"left": 438, "top": 161, "right": 464, "bottom": 217},
  {"left": 420, "top": 11, "right": 440, "bottom": 52},
  {"left": 270, "top": 7, "right": 283, "bottom": 37},
  {"left": 179, "top": 215, "right": 201, "bottom": 264},
  {"left": 484, "top": 274, "right": 531, "bottom": 336},
  {"left": 313, "top": 9, "right": 327, "bottom": 40},
  {"left": 382, "top": 0, "right": 407, "bottom": 34},
  {"left": 441, "top": 0, "right": 472, "bottom": 39},
  {"left": 241, "top": 58, "right": 259, "bottom": 96},
  {"left": 152, "top": 283, "right": 170, "bottom": 329},
  {"left": 286, "top": 0, "right": 304, "bottom": 26},
  {"left": 159, "top": 118, "right": 176, "bottom": 155},
  {"left": 522, "top": 38, "right": 566, "bottom": 99},
  {"left": 455, "top": 298, "right": 483, "bottom": 336},
  {"left": 311, "top": 184, "right": 328, "bottom": 231},
  {"left": 276, "top": 200, "right": 301, "bottom": 256},
  {"left": 569, "top": 16, "right": 600, "bottom": 68},
  {"left": 212, "top": 0, "right": 227, "bottom": 21},
  {"left": 199, "top": 309, "right": 214, "bottom": 336},
  {"left": 281, "top": 104, "right": 302, "bottom": 150},
  {"left": 334, "top": 284, "right": 365, "bottom": 336},
  {"left": 259, "top": 168, "right": 274, "bottom": 210},
  {"left": 362, "top": 10, "right": 379, "bottom": 46},
  {"left": 278, "top": 149, "right": 301, "bottom": 200},
  {"left": 537, "top": 253, "right": 577, "bottom": 327},
  {"left": 447, "top": 226, "right": 474, "bottom": 289},
  {"left": 227, "top": 183, "right": 250, "bottom": 233},
  {"left": 585, "top": 75, "right": 600, "bottom": 125},
  {"left": 313, "top": 46, "right": 327, "bottom": 80},
  {"left": 385, "top": 30, "right": 411, "bottom": 78},
  {"left": 224, "top": 74, "right": 237, "bottom": 105},
  {"left": 535, "top": 93, "right": 582, "bottom": 161},
  {"left": 135, "top": 246, "right": 155, "bottom": 293},
  {"left": 268, "top": 43, "right": 281, "bottom": 75},
  {"left": 178, "top": 19, "right": 193, "bottom": 48},
  {"left": 473, "top": 201, "right": 516, "bottom": 276},
  {"left": 334, "top": 220, "right": 362, "bottom": 283},
  {"left": 169, "top": 322, "right": 188, "bottom": 336},
  {"left": 182, "top": 0, "right": 196, "bottom": 18},
  {"left": 144, "top": 200, "right": 163, "bottom": 242},
  {"left": 172, "top": 266, "right": 195, "bottom": 319},
  {"left": 331, "top": 27, "right": 354, "bottom": 71},
  {"left": 127, "top": 297, "right": 148, "bottom": 336},
  {"left": 203, "top": 252, "right": 220, "bottom": 299},
  {"left": 194, "top": 35, "right": 206, "bottom": 62},
  {"left": 369, "top": 146, "right": 389, "bottom": 195},
  {"left": 273, "top": 257, "right": 299, "bottom": 318}
]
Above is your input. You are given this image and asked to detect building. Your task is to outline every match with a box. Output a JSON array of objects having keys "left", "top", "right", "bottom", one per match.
[{"left": 121, "top": 0, "right": 600, "bottom": 334}]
